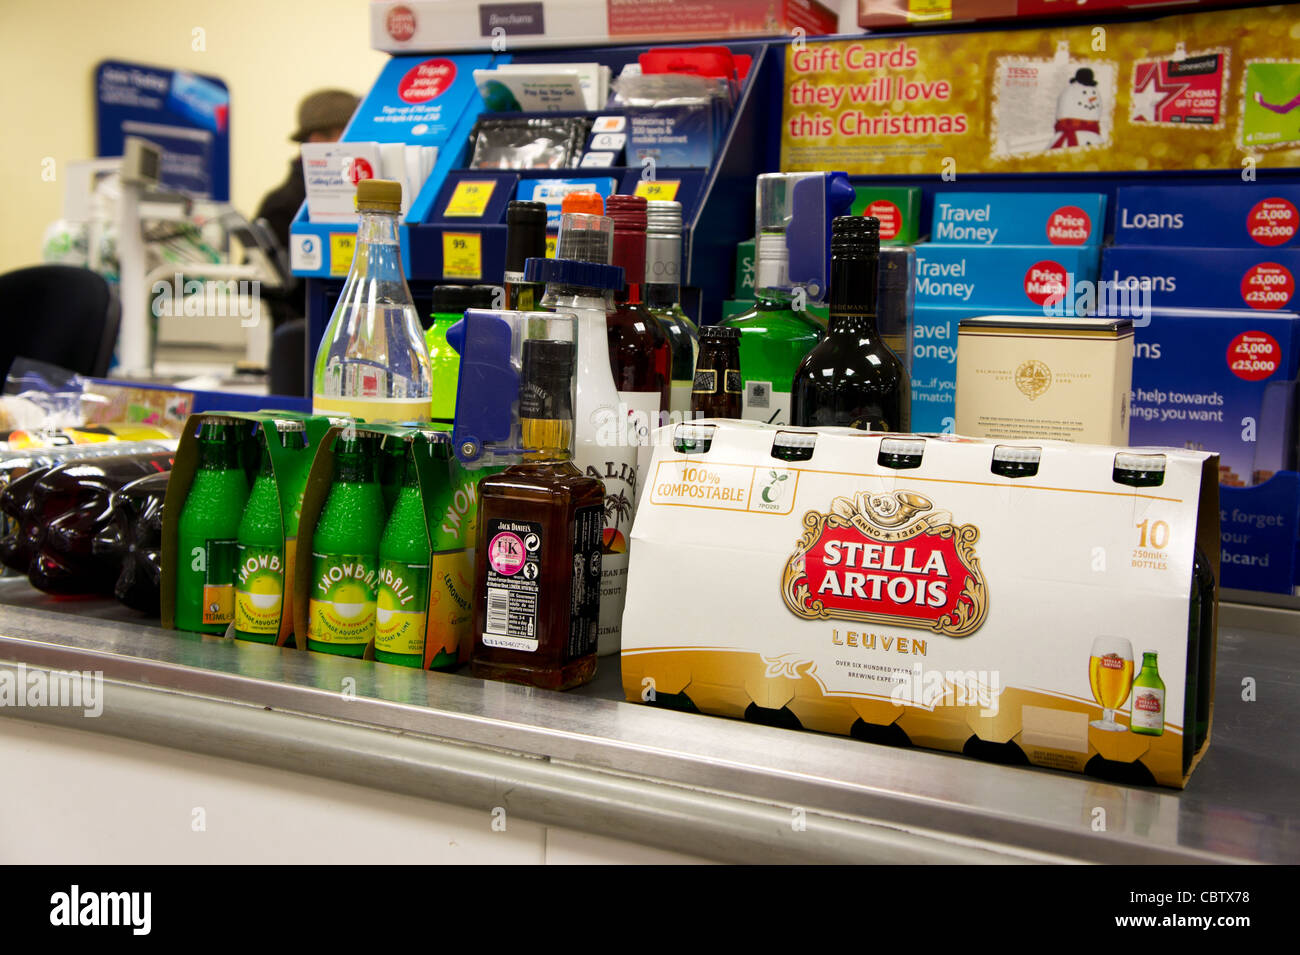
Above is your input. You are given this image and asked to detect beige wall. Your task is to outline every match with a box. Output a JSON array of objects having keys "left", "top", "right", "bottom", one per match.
[{"left": 0, "top": 0, "right": 387, "bottom": 273}]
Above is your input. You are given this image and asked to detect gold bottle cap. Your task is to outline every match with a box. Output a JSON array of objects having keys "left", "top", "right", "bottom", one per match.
[{"left": 355, "top": 178, "right": 402, "bottom": 213}]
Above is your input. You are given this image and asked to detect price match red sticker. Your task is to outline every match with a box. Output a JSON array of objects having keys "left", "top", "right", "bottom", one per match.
[
  {"left": 1247, "top": 198, "right": 1298, "bottom": 247},
  {"left": 1227, "top": 330, "right": 1281, "bottom": 381},
  {"left": 1240, "top": 262, "right": 1295, "bottom": 310},
  {"left": 1024, "top": 260, "right": 1069, "bottom": 306},
  {"left": 865, "top": 200, "right": 902, "bottom": 240},
  {"left": 1046, "top": 205, "right": 1091, "bottom": 245}
]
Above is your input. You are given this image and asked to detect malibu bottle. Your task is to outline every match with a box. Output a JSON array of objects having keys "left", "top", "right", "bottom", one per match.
[
  {"left": 234, "top": 420, "right": 306, "bottom": 644},
  {"left": 306, "top": 432, "right": 384, "bottom": 657},
  {"left": 1130, "top": 652, "right": 1166, "bottom": 736},
  {"left": 176, "top": 418, "right": 249, "bottom": 633},
  {"left": 374, "top": 446, "right": 431, "bottom": 668},
  {"left": 790, "top": 216, "right": 909, "bottom": 431}
]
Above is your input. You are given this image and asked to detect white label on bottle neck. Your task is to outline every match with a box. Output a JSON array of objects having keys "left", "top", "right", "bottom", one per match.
[{"left": 742, "top": 381, "right": 790, "bottom": 426}]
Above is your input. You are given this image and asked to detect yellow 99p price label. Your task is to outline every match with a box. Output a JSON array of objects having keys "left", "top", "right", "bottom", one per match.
[
  {"left": 442, "top": 232, "right": 482, "bottom": 280},
  {"left": 444, "top": 180, "right": 496, "bottom": 218},
  {"left": 329, "top": 234, "right": 356, "bottom": 276},
  {"left": 634, "top": 180, "right": 680, "bottom": 201}
]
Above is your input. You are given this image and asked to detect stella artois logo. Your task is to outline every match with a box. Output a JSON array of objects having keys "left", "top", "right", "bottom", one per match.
[{"left": 781, "top": 490, "right": 988, "bottom": 638}]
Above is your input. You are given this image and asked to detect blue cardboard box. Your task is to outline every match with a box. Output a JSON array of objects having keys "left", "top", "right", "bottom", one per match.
[
  {"left": 915, "top": 244, "right": 1101, "bottom": 311},
  {"left": 1130, "top": 308, "right": 1300, "bottom": 486},
  {"left": 1102, "top": 245, "right": 1300, "bottom": 312},
  {"left": 1113, "top": 184, "right": 1300, "bottom": 249},
  {"left": 910, "top": 304, "right": 1047, "bottom": 434},
  {"left": 930, "top": 192, "right": 1106, "bottom": 247}
]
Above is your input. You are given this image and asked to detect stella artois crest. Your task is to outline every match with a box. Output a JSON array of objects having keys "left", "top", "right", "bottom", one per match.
[{"left": 781, "top": 490, "right": 988, "bottom": 637}]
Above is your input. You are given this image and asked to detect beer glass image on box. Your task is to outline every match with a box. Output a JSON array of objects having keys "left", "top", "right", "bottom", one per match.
[{"left": 621, "top": 422, "right": 1219, "bottom": 788}]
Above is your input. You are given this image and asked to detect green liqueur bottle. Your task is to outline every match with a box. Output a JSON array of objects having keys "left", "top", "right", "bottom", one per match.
[
  {"left": 375, "top": 446, "right": 431, "bottom": 668},
  {"left": 234, "top": 420, "right": 306, "bottom": 644},
  {"left": 722, "top": 174, "right": 825, "bottom": 425},
  {"left": 306, "top": 432, "right": 384, "bottom": 657},
  {"left": 1130, "top": 652, "right": 1166, "bottom": 737},
  {"left": 175, "top": 417, "right": 249, "bottom": 633}
]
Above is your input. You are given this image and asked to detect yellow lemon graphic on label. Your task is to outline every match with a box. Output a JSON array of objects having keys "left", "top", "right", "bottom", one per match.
[
  {"left": 246, "top": 575, "right": 283, "bottom": 612},
  {"left": 330, "top": 582, "right": 372, "bottom": 622}
]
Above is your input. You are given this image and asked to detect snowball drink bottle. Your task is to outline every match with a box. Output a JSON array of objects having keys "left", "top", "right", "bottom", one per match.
[
  {"left": 374, "top": 448, "right": 431, "bottom": 668},
  {"left": 312, "top": 179, "right": 433, "bottom": 424},
  {"left": 234, "top": 421, "right": 306, "bottom": 644},
  {"left": 175, "top": 418, "right": 249, "bottom": 633},
  {"left": 306, "top": 433, "right": 384, "bottom": 657}
]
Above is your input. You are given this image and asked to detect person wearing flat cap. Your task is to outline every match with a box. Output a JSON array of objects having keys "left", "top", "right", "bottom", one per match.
[{"left": 256, "top": 89, "right": 360, "bottom": 323}]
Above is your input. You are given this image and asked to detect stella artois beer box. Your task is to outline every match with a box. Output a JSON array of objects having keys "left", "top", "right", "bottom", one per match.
[{"left": 621, "top": 421, "right": 1220, "bottom": 788}]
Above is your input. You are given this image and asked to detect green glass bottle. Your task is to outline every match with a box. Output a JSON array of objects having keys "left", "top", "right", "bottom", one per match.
[
  {"left": 722, "top": 289, "right": 823, "bottom": 426},
  {"left": 427, "top": 285, "right": 498, "bottom": 430},
  {"left": 1130, "top": 651, "right": 1166, "bottom": 737},
  {"left": 175, "top": 417, "right": 249, "bottom": 633},
  {"left": 306, "top": 433, "right": 384, "bottom": 657},
  {"left": 234, "top": 421, "right": 306, "bottom": 644},
  {"left": 374, "top": 448, "right": 431, "bottom": 668}
]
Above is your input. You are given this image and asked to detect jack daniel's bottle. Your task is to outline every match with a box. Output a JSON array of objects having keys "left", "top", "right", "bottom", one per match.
[{"left": 790, "top": 216, "right": 909, "bottom": 431}]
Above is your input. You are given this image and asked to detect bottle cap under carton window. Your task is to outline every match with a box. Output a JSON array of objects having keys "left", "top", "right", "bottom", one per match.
[
  {"left": 1115, "top": 452, "right": 1167, "bottom": 472},
  {"left": 880, "top": 437, "right": 924, "bottom": 456},
  {"left": 992, "top": 445, "right": 1041, "bottom": 465},
  {"left": 355, "top": 179, "right": 402, "bottom": 213}
]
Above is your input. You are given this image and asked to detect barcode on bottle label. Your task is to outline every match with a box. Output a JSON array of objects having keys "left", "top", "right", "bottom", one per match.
[
  {"left": 485, "top": 588, "right": 510, "bottom": 634},
  {"left": 481, "top": 518, "right": 542, "bottom": 652}
]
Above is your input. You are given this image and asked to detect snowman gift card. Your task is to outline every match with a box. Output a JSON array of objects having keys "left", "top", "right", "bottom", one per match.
[{"left": 992, "top": 43, "right": 1117, "bottom": 158}]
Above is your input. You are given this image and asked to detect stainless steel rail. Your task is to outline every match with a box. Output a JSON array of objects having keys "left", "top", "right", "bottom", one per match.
[{"left": 0, "top": 581, "right": 1295, "bottom": 864}]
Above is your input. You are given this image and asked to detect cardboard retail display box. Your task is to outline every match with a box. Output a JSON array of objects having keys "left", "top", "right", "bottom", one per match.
[
  {"left": 162, "top": 411, "right": 331, "bottom": 643},
  {"left": 956, "top": 315, "right": 1134, "bottom": 445},
  {"left": 293, "top": 423, "right": 479, "bottom": 667},
  {"left": 1102, "top": 245, "right": 1300, "bottom": 312},
  {"left": 1113, "top": 185, "right": 1300, "bottom": 249},
  {"left": 623, "top": 421, "right": 1219, "bottom": 788}
]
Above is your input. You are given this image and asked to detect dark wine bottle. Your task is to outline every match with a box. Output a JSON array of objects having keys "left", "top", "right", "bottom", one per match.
[{"left": 790, "top": 216, "right": 910, "bottom": 431}]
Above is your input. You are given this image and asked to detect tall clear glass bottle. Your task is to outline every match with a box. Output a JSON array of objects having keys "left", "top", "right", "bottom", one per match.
[
  {"left": 313, "top": 179, "right": 432, "bottom": 423},
  {"left": 644, "top": 200, "right": 699, "bottom": 418}
]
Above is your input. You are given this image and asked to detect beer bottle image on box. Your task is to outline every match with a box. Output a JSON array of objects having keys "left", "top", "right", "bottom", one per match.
[
  {"left": 473, "top": 338, "right": 604, "bottom": 690},
  {"left": 691, "top": 326, "right": 743, "bottom": 419},
  {"left": 175, "top": 417, "right": 249, "bottom": 633},
  {"left": 312, "top": 179, "right": 433, "bottom": 424},
  {"left": 307, "top": 433, "right": 384, "bottom": 657},
  {"left": 234, "top": 420, "right": 306, "bottom": 644},
  {"left": 604, "top": 194, "right": 671, "bottom": 440},
  {"left": 503, "top": 200, "right": 548, "bottom": 312},
  {"left": 523, "top": 195, "right": 636, "bottom": 657},
  {"left": 791, "top": 216, "right": 910, "bottom": 431},
  {"left": 374, "top": 448, "right": 431, "bottom": 668},
  {"left": 1130, "top": 652, "right": 1166, "bottom": 736},
  {"left": 722, "top": 174, "right": 826, "bottom": 425},
  {"left": 427, "top": 284, "right": 499, "bottom": 429},
  {"left": 644, "top": 200, "right": 699, "bottom": 417}
]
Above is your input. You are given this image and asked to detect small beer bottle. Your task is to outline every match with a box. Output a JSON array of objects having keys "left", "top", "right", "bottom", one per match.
[
  {"left": 307, "top": 432, "right": 384, "bottom": 657},
  {"left": 234, "top": 420, "right": 305, "bottom": 644},
  {"left": 790, "top": 216, "right": 910, "bottom": 431},
  {"left": 472, "top": 338, "right": 605, "bottom": 690},
  {"left": 176, "top": 417, "right": 249, "bottom": 633},
  {"left": 691, "top": 326, "right": 743, "bottom": 420},
  {"left": 375, "top": 446, "right": 431, "bottom": 669},
  {"left": 1130, "top": 652, "right": 1166, "bottom": 736}
]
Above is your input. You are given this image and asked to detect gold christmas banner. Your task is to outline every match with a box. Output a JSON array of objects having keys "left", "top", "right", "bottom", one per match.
[{"left": 780, "top": 4, "right": 1300, "bottom": 175}]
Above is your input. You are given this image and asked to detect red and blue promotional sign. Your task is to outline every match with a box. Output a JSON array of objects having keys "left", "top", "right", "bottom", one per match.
[{"left": 95, "top": 59, "right": 231, "bottom": 200}]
